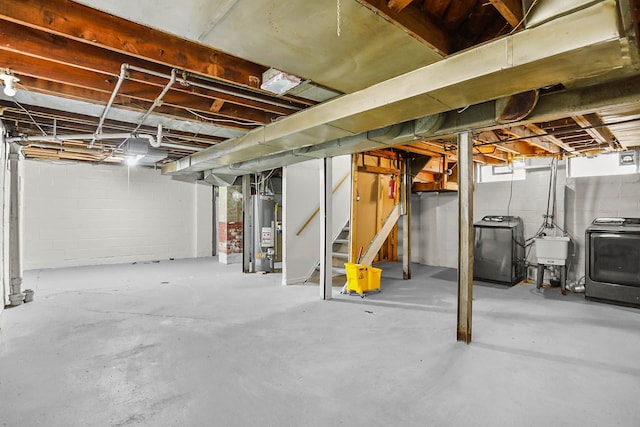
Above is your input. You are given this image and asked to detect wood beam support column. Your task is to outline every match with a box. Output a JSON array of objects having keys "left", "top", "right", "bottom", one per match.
[
  {"left": 320, "top": 158, "right": 333, "bottom": 300},
  {"left": 457, "top": 132, "right": 474, "bottom": 343},
  {"left": 402, "top": 157, "right": 411, "bottom": 280}
]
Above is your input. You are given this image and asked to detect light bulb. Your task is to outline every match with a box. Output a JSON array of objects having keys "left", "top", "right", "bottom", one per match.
[
  {"left": 1, "top": 73, "right": 19, "bottom": 97},
  {"left": 3, "top": 85, "right": 16, "bottom": 97}
]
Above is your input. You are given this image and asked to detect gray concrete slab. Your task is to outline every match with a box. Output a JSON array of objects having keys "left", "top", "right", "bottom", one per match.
[{"left": 1, "top": 258, "right": 639, "bottom": 426}]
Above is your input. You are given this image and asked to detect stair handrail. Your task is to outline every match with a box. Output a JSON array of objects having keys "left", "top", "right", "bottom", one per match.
[{"left": 295, "top": 171, "right": 350, "bottom": 236}]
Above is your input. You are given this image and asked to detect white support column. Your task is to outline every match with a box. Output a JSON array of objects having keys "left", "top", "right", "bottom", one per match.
[
  {"left": 320, "top": 157, "right": 332, "bottom": 300},
  {"left": 457, "top": 132, "right": 474, "bottom": 343},
  {"left": 8, "top": 143, "right": 24, "bottom": 306},
  {"left": 402, "top": 157, "right": 411, "bottom": 280},
  {"left": 242, "top": 174, "right": 252, "bottom": 273}
]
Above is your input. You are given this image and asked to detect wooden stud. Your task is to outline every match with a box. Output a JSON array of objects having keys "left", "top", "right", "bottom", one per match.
[{"left": 457, "top": 132, "right": 473, "bottom": 344}]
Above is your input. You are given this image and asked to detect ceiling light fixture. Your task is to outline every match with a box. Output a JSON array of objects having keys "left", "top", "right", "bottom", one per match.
[
  {"left": 260, "top": 68, "right": 301, "bottom": 95},
  {"left": 126, "top": 154, "right": 144, "bottom": 166},
  {"left": 0, "top": 70, "right": 19, "bottom": 97}
]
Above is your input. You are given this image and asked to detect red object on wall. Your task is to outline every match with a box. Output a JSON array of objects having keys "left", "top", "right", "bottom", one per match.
[{"left": 388, "top": 176, "right": 396, "bottom": 199}]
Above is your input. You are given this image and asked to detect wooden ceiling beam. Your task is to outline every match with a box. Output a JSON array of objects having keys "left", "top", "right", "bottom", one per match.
[
  {"left": 6, "top": 57, "right": 276, "bottom": 125},
  {"left": 0, "top": 21, "right": 305, "bottom": 116},
  {"left": 356, "top": 0, "right": 453, "bottom": 55},
  {"left": 488, "top": 0, "right": 523, "bottom": 28},
  {"left": 388, "top": 0, "right": 415, "bottom": 13},
  {"left": 505, "top": 126, "right": 562, "bottom": 154},
  {"left": 394, "top": 144, "right": 445, "bottom": 158},
  {"left": 0, "top": 0, "right": 267, "bottom": 87},
  {"left": 475, "top": 130, "right": 536, "bottom": 155},
  {"left": 524, "top": 123, "right": 575, "bottom": 152},
  {"left": 572, "top": 114, "right": 617, "bottom": 150}
]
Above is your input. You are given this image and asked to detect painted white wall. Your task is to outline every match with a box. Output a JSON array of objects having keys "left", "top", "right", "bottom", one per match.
[
  {"left": 282, "top": 156, "right": 351, "bottom": 285},
  {"left": 564, "top": 173, "right": 640, "bottom": 281},
  {"left": 195, "top": 184, "right": 213, "bottom": 257},
  {"left": 22, "top": 160, "right": 213, "bottom": 269},
  {"left": 410, "top": 192, "right": 458, "bottom": 269},
  {"left": 412, "top": 159, "right": 640, "bottom": 283},
  {"left": 475, "top": 161, "right": 567, "bottom": 264},
  {"left": 413, "top": 159, "right": 567, "bottom": 270}
]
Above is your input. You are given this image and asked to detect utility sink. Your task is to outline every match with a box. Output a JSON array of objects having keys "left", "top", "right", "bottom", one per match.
[{"left": 535, "top": 236, "right": 570, "bottom": 266}]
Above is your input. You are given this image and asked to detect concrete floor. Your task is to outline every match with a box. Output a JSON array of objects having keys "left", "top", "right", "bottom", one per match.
[{"left": 1, "top": 258, "right": 639, "bottom": 426}]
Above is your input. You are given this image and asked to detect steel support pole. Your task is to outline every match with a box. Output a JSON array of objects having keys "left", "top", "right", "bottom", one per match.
[
  {"left": 402, "top": 157, "right": 411, "bottom": 280},
  {"left": 212, "top": 186, "right": 217, "bottom": 256},
  {"left": 242, "top": 174, "right": 252, "bottom": 273},
  {"left": 320, "top": 157, "right": 332, "bottom": 300},
  {"left": 457, "top": 132, "right": 474, "bottom": 343},
  {"left": 8, "top": 143, "right": 24, "bottom": 306}
]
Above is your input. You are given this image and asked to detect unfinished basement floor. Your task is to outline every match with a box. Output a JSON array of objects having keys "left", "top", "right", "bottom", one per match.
[{"left": 1, "top": 258, "right": 639, "bottom": 426}]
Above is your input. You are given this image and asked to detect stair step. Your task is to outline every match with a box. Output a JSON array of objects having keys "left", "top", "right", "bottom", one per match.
[
  {"left": 332, "top": 252, "right": 349, "bottom": 259},
  {"left": 334, "top": 239, "right": 349, "bottom": 244},
  {"left": 342, "top": 226, "right": 350, "bottom": 232}
]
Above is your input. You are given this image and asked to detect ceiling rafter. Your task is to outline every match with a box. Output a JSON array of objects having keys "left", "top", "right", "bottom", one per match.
[
  {"left": 488, "top": 0, "right": 523, "bottom": 28},
  {"left": 0, "top": 0, "right": 267, "bottom": 87},
  {"left": 0, "top": 21, "right": 309, "bottom": 116},
  {"left": 572, "top": 114, "right": 617, "bottom": 151},
  {"left": 388, "top": 0, "right": 415, "bottom": 13},
  {"left": 356, "top": 0, "right": 453, "bottom": 55},
  {"left": 504, "top": 126, "right": 562, "bottom": 154}
]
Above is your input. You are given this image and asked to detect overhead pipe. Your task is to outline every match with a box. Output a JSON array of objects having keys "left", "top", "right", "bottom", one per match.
[
  {"left": 125, "top": 64, "right": 304, "bottom": 111},
  {"left": 131, "top": 68, "right": 177, "bottom": 145},
  {"left": 160, "top": 142, "right": 204, "bottom": 152},
  {"left": 91, "top": 63, "right": 130, "bottom": 148},
  {"left": 7, "top": 132, "right": 156, "bottom": 146}
]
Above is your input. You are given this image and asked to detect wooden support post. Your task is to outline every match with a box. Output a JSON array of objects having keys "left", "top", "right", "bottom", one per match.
[
  {"left": 242, "top": 174, "right": 252, "bottom": 273},
  {"left": 457, "top": 132, "right": 474, "bottom": 343},
  {"left": 320, "top": 158, "right": 333, "bottom": 300},
  {"left": 402, "top": 158, "right": 411, "bottom": 280}
]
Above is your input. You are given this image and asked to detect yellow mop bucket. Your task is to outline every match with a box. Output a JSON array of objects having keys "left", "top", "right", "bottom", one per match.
[{"left": 345, "top": 263, "right": 382, "bottom": 294}]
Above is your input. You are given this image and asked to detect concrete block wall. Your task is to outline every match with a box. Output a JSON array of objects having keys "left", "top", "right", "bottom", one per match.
[
  {"left": 474, "top": 164, "right": 567, "bottom": 265},
  {"left": 412, "top": 161, "right": 569, "bottom": 273},
  {"left": 565, "top": 173, "right": 640, "bottom": 281},
  {"left": 413, "top": 160, "right": 640, "bottom": 283},
  {"left": 410, "top": 192, "right": 458, "bottom": 269},
  {"left": 22, "top": 160, "right": 212, "bottom": 269}
]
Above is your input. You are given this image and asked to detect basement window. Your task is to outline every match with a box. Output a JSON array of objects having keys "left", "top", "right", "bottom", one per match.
[
  {"left": 477, "top": 161, "right": 525, "bottom": 183},
  {"left": 568, "top": 151, "right": 639, "bottom": 178}
]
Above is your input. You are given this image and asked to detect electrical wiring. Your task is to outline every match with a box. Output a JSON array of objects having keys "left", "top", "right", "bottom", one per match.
[
  {"left": 13, "top": 100, "right": 47, "bottom": 136},
  {"left": 186, "top": 108, "right": 256, "bottom": 127}
]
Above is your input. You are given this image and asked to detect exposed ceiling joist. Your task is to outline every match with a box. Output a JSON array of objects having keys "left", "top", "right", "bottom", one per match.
[
  {"left": 489, "top": 0, "right": 523, "bottom": 28},
  {"left": 388, "top": 0, "right": 414, "bottom": 13},
  {"left": 523, "top": 123, "right": 575, "bottom": 152},
  {"left": 505, "top": 126, "right": 562, "bottom": 154},
  {"left": 356, "top": 0, "right": 453, "bottom": 55},
  {"left": 0, "top": 0, "right": 267, "bottom": 87},
  {"left": 572, "top": 114, "right": 618, "bottom": 150}
]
